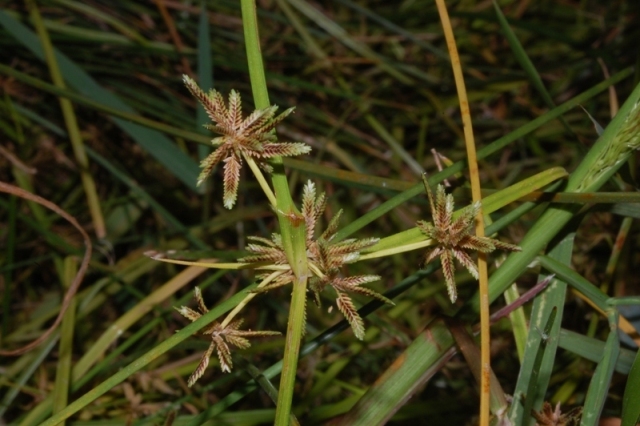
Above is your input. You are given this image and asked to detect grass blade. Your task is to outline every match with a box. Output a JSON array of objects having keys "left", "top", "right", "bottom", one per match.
[
  {"left": 558, "top": 329, "right": 636, "bottom": 375},
  {"left": 508, "top": 233, "right": 574, "bottom": 425},
  {"left": 492, "top": 1, "right": 572, "bottom": 134},
  {"left": 621, "top": 345, "right": 640, "bottom": 426},
  {"left": 51, "top": 257, "right": 78, "bottom": 424},
  {"left": 581, "top": 311, "right": 620, "bottom": 426},
  {"left": 0, "top": 10, "right": 201, "bottom": 191}
]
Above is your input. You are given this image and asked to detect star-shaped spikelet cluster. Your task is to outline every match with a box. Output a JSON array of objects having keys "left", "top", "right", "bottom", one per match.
[
  {"left": 176, "top": 287, "right": 280, "bottom": 386},
  {"left": 532, "top": 402, "right": 582, "bottom": 426},
  {"left": 416, "top": 179, "right": 520, "bottom": 303},
  {"left": 240, "top": 181, "right": 393, "bottom": 339},
  {"left": 183, "top": 76, "right": 311, "bottom": 209}
]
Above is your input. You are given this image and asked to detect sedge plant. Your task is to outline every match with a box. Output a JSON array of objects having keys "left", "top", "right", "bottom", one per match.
[
  {"left": 147, "top": 2, "right": 525, "bottom": 423},
  {"left": 3, "top": 1, "right": 640, "bottom": 426}
]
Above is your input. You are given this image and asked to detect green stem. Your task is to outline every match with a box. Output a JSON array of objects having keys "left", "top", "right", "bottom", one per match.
[
  {"left": 220, "top": 270, "right": 284, "bottom": 329},
  {"left": 240, "top": 1, "right": 309, "bottom": 423},
  {"left": 245, "top": 155, "right": 277, "bottom": 206},
  {"left": 240, "top": 0, "right": 269, "bottom": 111},
  {"left": 275, "top": 275, "right": 308, "bottom": 425}
]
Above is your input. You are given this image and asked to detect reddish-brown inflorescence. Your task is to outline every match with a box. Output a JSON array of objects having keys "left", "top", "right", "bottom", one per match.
[
  {"left": 183, "top": 75, "right": 311, "bottom": 209},
  {"left": 416, "top": 177, "right": 521, "bottom": 303},
  {"left": 240, "top": 181, "right": 393, "bottom": 339},
  {"left": 176, "top": 287, "right": 280, "bottom": 386}
]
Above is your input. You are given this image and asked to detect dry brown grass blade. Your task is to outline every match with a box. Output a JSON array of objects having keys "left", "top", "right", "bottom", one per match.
[
  {"left": 434, "top": 0, "right": 491, "bottom": 424},
  {"left": 0, "top": 181, "right": 92, "bottom": 356}
]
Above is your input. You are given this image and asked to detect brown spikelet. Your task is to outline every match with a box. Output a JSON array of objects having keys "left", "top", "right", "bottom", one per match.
[
  {"left": 188, "top": 342, "right": 214, "bottom": 387},
  {"left": 183, "top": 76, "right": 311, "bottom": 208},
  {"left": 417, "top": 176, "right": 521, "bottom": 303},
  {"left": 532, "top": 401, "right": 582, "bottom": 425},
  {"left": 242, "top": 180, "right": 393, "bottom": 339},
  {"left": 223, "top": 155, "right": 241, "bottom": 209},
  {"left": 197, "top": 146, "right": 228, "bottom": 186},
  {"left": 261, "top": 143, "right": 311, "bottom": 157},
  {"left": 175, "top": 289, "right": 280, "bottom": 386},
  {"left": 332, "top": 276, "right": 393, "bottom": 305},
  {"left": 336, "top": 292, "right": 365, "bottom": 340}
]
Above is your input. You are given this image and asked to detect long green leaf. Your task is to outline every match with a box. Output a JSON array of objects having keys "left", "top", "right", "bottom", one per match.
[
  {"left": 509, "top": 233, "right": 574, "bottom": 425},
  {"left": 621, "top": 346, "right": 640, "bottom": 426},
  {"left": 558, "top": 329, "right": 636, "bottom": 375},
  {"left": 581, "top": 311, "right": 620, "bottom": 426},
  {"left": 493, "top": 1, "right": 573, "bottom": 134},
  {"left": 0, "top": 11, "right": 201, "bottom": 191}
]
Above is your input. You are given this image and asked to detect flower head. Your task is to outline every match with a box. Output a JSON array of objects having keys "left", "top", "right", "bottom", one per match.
[
  {"left": 241, "top": 181, "right": 393, "bottom": 339},
  {"left": 176, "top": 287, "right": 280, "bottom": 386},
  {"left": 183, "top": 76, "right": 311, "bottom": 208},
  {"left": 416, "top": 179, "right": 520, "bottom": 303},
  {"left": 531, "top": 401, "right": 582, "bottom": 426}
]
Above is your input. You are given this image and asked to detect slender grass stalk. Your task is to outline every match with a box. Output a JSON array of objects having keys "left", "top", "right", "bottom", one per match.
[
  {"left": 245, "top": 156, "right": 278, "bottom": 206},
  {"left": 434, "top": 1, "right": 490, "bottom": 423},
  {"left": 27, "top": 0, "right": 105, "bottom": 240},
  {"left": 51, "top": 257, "right": 77, "bottom": 426},
  {"left": 240, "top": 1, "right": 308, "bottom": 423},
  {"left": 219, "top": 271, "right": 284, "bottom": 328}
]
